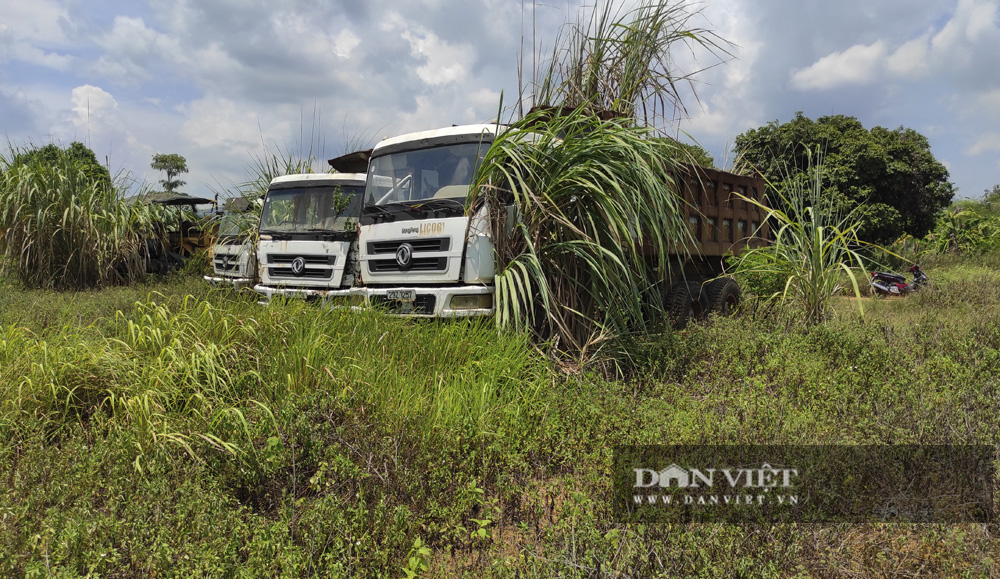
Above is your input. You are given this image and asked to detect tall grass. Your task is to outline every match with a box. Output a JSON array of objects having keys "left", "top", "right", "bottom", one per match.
[
  {"left": 0, "top": 290, "right": 545, "bottom": 468},
  {"left": 482, "top": 0, "right": 733, "bottom": 361},
  {"left": 4, "top": 265, "right": 1000, "bottom": 576},
  {"left": 476, "top": 106, "right": 693, "bottom": 357},
  {"left": 733, "top": 149, "right": 869, "bottom": 323},
  {"left": 530, "top": 0, "right": 732, "bottom": 125},
  {"left": 0, "top": 146, "right": 159, "bottom": 289}
]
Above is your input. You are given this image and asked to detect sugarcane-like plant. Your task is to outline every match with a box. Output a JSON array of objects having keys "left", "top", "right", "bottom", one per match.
[
  {"left": 733, "top": 148, "right": 869, "bottom": 324},
  {"left": 479, "top": 0, "right": 731, "bottom": 357},
  {"left": 475, "top": 106, "right": 693, "bottom": 354},
  {"left": 529, "top": 0, "right": 731, "bottom": 125},
  {"left": 0, "top": 144, "right": 159, "bottom": 289}
]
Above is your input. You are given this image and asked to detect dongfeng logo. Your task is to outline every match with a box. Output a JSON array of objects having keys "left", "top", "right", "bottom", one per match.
[
  {"left": 395, "top": 243, "right": 414, "bottom": 269},
  {"left": 290, "top": 256, "right": 306, "bottom": 276}
]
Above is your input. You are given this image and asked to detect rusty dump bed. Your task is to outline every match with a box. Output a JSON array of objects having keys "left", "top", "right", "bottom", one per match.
[{"left": 674, "top": 165, "right": 769, "bottom": 257}]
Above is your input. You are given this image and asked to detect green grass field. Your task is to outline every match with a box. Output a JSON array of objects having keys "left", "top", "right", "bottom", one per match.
[{"left": 1, "top": 260, "right": 998, "bottom": 577}]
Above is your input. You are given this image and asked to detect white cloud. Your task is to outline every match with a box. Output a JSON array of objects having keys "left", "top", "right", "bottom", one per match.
[
  {"left": 90, "top": 16, "right": 184, "bottom": 84},
  {"left": 333, "top": 29, "right": 361, "bottom": 59},
  {"left": 70, "top": 85, "right": 118, "bottom": 129},
  {"left": 887, "top": 35, "right": 931, "bottom": 80},
  {"left": 464, "top": 88, "right": 503, "bottom": 123},
  {"left": 933, "top": 0, "right": 999, "bottom": 49},
  {"left": 381, "top": 12, "right": 475, "bottom": 86},
  {"left": 0, "top": 0, "right": 72, "bottom": 68},
  {"left": 791, "top": 41, "right": 887, "bottom": 90},
  {"left": 181, "top": 97, "right": 272, "bottom": 154},
  {"left": 966, "top": 133, "right": 1000, "bottom": 155},
  {"left": 791, "top": 0, "right": 999, "bottom": 91},
  {"left": 965, "top": 0, "right": 1000, "bottom": 39},
  {"left": 186, "top": 43, "right": 246, "bottom": 81}
]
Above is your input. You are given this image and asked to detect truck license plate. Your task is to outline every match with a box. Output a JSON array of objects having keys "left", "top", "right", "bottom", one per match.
[{"left": 387, "top": 289, "right": 416, "bottom": 302}]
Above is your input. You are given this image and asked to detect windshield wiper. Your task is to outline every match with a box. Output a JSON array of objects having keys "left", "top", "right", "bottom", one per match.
[
  {"left": 259, "top": 229, "right": 292, "bottom": 240},
  {"left": 361, "top": 204, "right": 398, "bottom": 222},
  {"left": 412, "top": 198, "right": 465, "bottom": 217}
]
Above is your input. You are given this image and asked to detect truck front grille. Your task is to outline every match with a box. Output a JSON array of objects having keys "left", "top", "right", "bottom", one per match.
[
  {"left": 213, "top": 257, "right": 241, "bottom": 273},
  {"left": 367, "top": 238, "right": 450, "bottom": 254},
  {"left": 368, "top": 257, "right": 448, "bottom": 273},
  {"left": 267, "top": 254, "right": 336, "bottom": 265},
  {"left": 264, "top": 253, "right": 336, "bottom": 280}
]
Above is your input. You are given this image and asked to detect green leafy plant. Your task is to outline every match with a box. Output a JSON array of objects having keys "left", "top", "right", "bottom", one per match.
[
  {"left": 401, "top": 537, "right": 431, "bottom": 578},
  {"left": 476, "top": 106, "right": 693, "bottom": 357},
  {"left": 731, "top": 147, "right": 869, "bottom": 324},
  {"left": 0, "top": 143, "right": 159, "bottom": 289},
  {"left": 530, "top": 0, "right": 732, "bottom": 124},
  {"left": 926, "top": 207, "right": 1000, "bottom": 255}
]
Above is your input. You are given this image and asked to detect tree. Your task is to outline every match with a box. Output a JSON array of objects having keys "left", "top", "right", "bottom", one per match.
[
  {"left": 983, "top": 184, "right": 1000, "bottom": 209},
  {"left": 733, "top": 112, "right": 955, "bottom": 243},
  {"left": 151, "top": 153, "right": 189, "bottom": 193},
  {"left": 675, "top": 140, "right": 714, "bottom": 168}
]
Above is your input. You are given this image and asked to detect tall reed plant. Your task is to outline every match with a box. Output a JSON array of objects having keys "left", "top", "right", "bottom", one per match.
[
  {"left": 530, "top": 0, "right": 731, "bottom": 126},
  {"left": 475, "top": 106, "right": 693, "bottom": 356},
  {"left": 0, "top": 144, "right": 158, "bottom": 289},
  {"left": 733, "top": 148, "right": 868, "bottom": 324}
]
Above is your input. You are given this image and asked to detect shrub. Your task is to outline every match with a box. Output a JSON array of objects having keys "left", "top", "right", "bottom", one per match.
[
  {"left": 731, "top": 148, "right": 868, "bottom": 323},
  {"left": 0, "top": 144, "right": 158, "bottom": 289}
]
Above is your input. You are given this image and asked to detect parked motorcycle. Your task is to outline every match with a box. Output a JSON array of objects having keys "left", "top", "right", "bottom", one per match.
[{"left": 870, "top": 264, "right": 929, "bottom": 296}]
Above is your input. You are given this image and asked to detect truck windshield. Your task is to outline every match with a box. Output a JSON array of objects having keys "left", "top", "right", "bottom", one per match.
[
  {"left": 216, "top": 213, "right": 245, "bottom": 243},
  {"left": 259, "top": 185, "right": 364, "bottom": 232},
  {"left": 365, "top": 142, "right": 489, "bottom": 207}
]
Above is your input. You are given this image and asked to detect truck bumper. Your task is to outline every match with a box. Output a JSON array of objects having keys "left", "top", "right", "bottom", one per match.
[
  {"left": 253, "top": 284, "right": 365, "bottom": 307},
  {"left": 204, "top": 275, "right": 255, "bottom": 288},
  {"left": 366, "top": 285, "right": 494, "bottom": 317}
]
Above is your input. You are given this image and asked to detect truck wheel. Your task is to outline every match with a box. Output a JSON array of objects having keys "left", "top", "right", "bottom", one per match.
[
  {"left": 667, "top": 281, "right": 707, "bottom": 329},
  {"left": 705, "top": 277, "right": 741, "bottom": 316}
]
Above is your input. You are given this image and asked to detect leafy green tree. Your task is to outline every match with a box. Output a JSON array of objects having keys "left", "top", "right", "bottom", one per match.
[
  {"left": 151, "top": 153, "right": 189, "bottom": 193},
  {"left": 734, "top": 112, "right": 954, "bottom": 243},
  {"left": 675, "top": 140, "right": 714, "bottom": 168},
  {"left": 982, "top": 184, "right": 1000, "bottom": 211}
]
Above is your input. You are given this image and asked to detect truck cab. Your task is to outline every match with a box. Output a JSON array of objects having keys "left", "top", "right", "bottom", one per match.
[
  {"left": 204, "top": 205, "right": 258, "bottom": 287},
  {"left": 356, "top": 121, "right": 769, "bottom": 326},
  {"left": 253, "top": 173, "right": 367, "bottom": 303},
  {"left": 358, "top": 124, "right": 498, "bottom": 316}
]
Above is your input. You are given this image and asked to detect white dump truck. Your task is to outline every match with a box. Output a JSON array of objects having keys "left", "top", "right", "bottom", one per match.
[
  {"left": 358, "top": 124, "right": 498, "bottom": 316},
  {"left": 204, "top": 197, "right": 259, "bottom": 287},
  {"left": 253, "top": 172, "right": 368, "bottom": 303},
  {"left": 355, "top": 122, "right": 770, "bottom": 325}
]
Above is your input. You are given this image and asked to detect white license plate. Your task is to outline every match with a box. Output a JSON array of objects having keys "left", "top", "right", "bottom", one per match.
[{"left": 386, "top": 289, "right": 416, "bottom": 302}]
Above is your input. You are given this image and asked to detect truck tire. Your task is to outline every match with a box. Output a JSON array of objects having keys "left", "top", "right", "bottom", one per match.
[
  {"left": 667, "top": 281, "right": 707, "bottom": 329},
  {"left": 705, "top": 277, "right": 741, "bottom": 316}
]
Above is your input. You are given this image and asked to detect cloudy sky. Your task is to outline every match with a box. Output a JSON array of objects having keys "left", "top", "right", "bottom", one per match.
[{"left": 2, "top": 0, "right": 998, "bottom": 201}]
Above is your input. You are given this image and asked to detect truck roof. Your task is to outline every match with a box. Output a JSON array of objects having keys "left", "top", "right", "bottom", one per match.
[
  {"left": 268, "top": 173, "right": 367, "bottom": 189},
  {"left": 372, "top": 124, "right": 501, "bottom": 158}
]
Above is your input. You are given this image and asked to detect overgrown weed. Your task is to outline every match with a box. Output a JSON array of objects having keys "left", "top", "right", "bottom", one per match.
[{"left": 3, "top": 260, "right": 1000, "bottom": 575}]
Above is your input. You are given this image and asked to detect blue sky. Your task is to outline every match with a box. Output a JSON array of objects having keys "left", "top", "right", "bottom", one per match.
[{"left": 2, "top": 0, "right": 998, "bottom": 201}]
